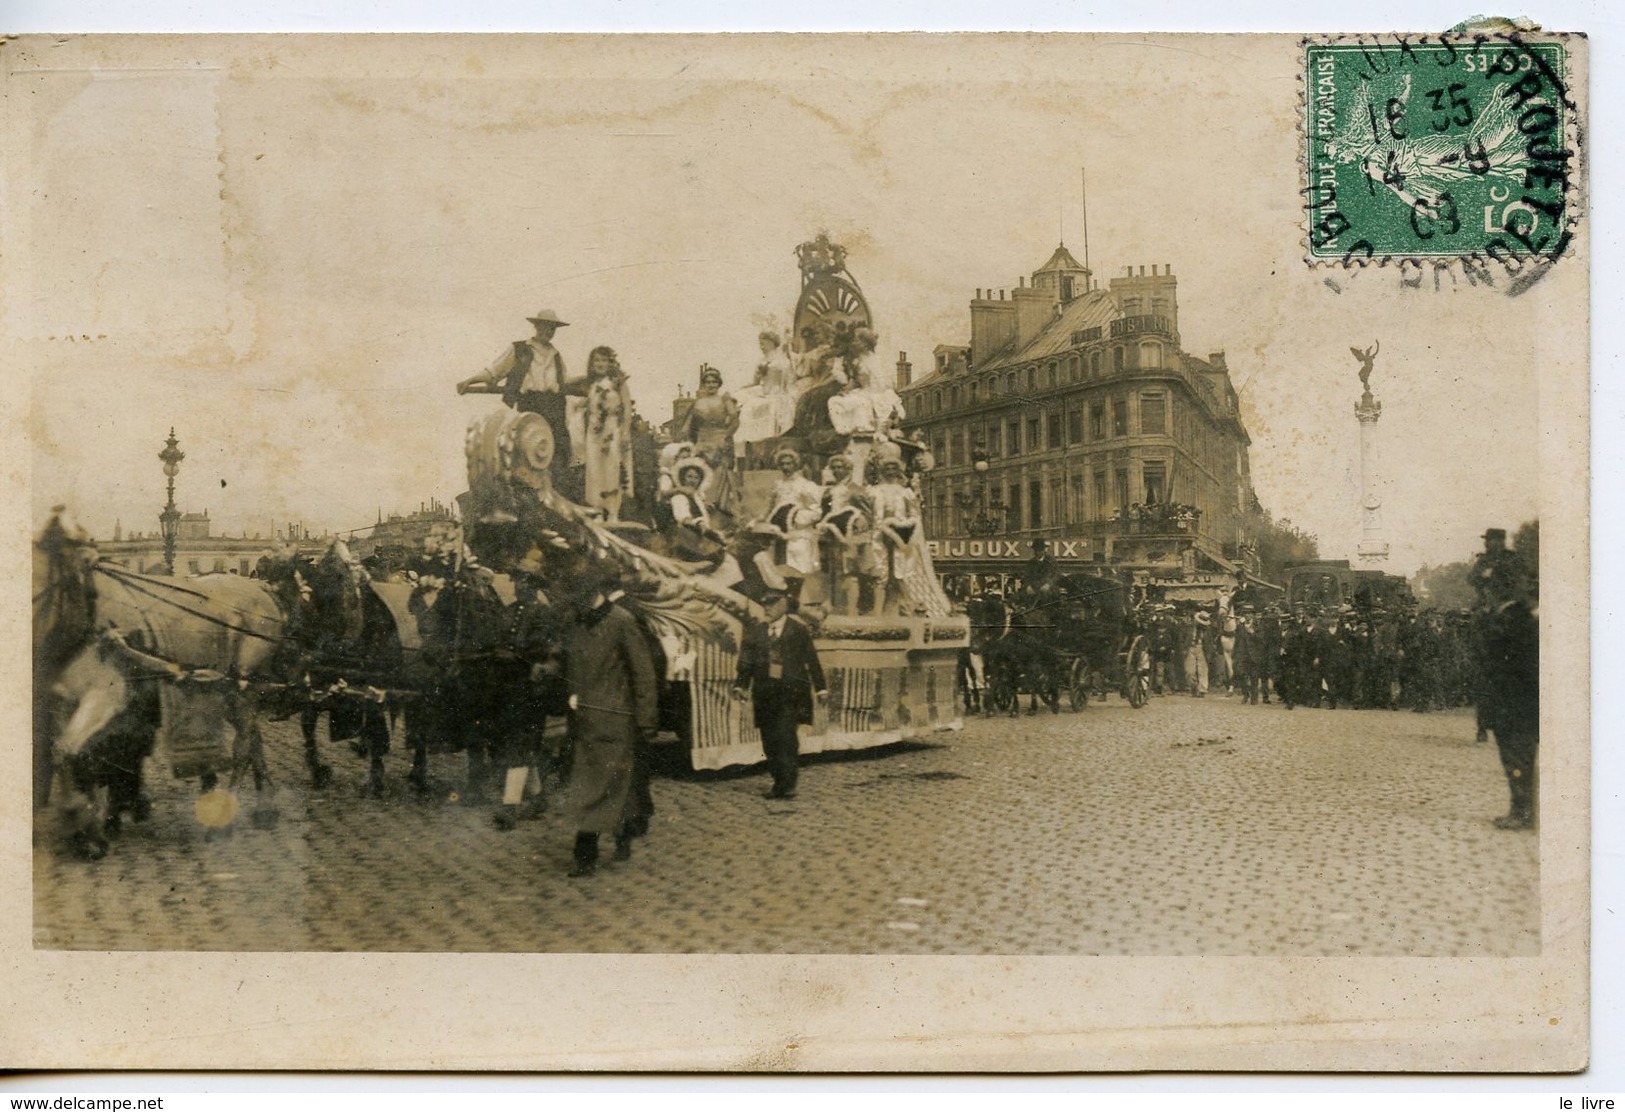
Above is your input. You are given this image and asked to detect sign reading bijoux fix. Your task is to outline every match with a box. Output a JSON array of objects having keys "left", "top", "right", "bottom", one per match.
[{"left": 929, "top": 538, "right": 1098, "bottom": 561}]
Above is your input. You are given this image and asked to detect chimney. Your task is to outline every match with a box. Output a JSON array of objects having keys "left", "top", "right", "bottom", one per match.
[
  {"left": 1012, "top": 280, "right": 1057, "bottom": 351},
  {"left": 1208, "top": 351, "right": 1228, "bottom": 371},
  {"left": 970, "top": 288, "right": 1017, "bottom": 368},
  {"left": 895, "top": 350, "right": 913, "bottom": 390}
]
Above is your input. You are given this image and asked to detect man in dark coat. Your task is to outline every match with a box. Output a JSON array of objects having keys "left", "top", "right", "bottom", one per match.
[
  {"left": 562, "top": 571, "right": 660, "bottom": 877},
  {"left": 1232, "top": 609, "right": 1260, "bottom": 704},
  {"left": 734, "top": 571, "right": 828, "bottom": 799},
  {"left": 1253, "top": 606, "right": 1283, "bottom": 705},
  {"left": 1480, "top": 567, "right": 1540, "bottom": 830}
]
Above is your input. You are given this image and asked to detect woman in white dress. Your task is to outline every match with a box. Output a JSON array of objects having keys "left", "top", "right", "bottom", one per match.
[
  {"left": 764, "top": 445, "right": 823, "bottom": 577},
  {"left": 736, "top": 331, "right": 795, "bottom": 465},
  {"left": 580, "top": 347, "right": 633, "bottom": 520}
]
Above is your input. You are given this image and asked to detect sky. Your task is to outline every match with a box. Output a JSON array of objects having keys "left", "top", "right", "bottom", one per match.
[{"left": 13, "top": 34, "right": 1570, "bottom": 576}]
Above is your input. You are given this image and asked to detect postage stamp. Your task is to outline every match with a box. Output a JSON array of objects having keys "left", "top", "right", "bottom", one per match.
[{"left": 1304, "top": 33, "right": 1579, "bottom": 278}]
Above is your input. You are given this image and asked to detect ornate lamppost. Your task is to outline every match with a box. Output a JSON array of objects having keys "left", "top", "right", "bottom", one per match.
[
  {"left": 158, "top": 428, "right": 184, "bottom": 575},
  {"left": 953, "top": 442, "right": 1005, "bottom": 538}
]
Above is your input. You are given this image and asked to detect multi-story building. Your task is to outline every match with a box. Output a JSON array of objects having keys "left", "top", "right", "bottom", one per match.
[
  {"left": 350, "top": 499, "right": 459, "bottom": 568},
  {"left": 96, "top": 511, "right": 302, "bottom": 577},
  {"left": 897, "top": 244, "right": 1261, "bottom": 595},
  {"left": 98, "top": 500, "right": 462, "bottom": 578}
]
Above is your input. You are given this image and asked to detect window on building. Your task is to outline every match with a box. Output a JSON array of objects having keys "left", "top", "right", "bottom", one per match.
[
  {"left": 1027, "top": 417, "right": 1041, "bottom": 452},
  {"left": 933, "top": 434, "right": 946, "bottom": 464},
  {"left": 1090, "top": 351, "right": 1102, "bottom": 376},
  {"left": 934, "top": 389, "right": 943, "bottom": 414},
  {"left": 1008, "top": 420, "right": 1021, "bottom": 454},
  {"left": 1007, "top": 484, "right": 1022, "bottom": 530},
  {"left": 1139, "top": 341, "right": 1163, "bottom": 369},
  {"left": 969, "top": 382, "right": 978, "bottom": 405},
  {"left": 1070, "top": 474, "right": 1084, "bottom": 523},
  {"left": 240, "top": 558, "right": 251, "bottom": 576},
  {"left": 1050, "top": 478, "right": 1064, "bottom": 527},
  {"left": 1094, "top": 471, "right": 1108, "bottom": 518},
  {"left": 1116, "top": 469, "right": 1130, "bottom": 510},
  {"left": 1113, "top": 346, "right": 1125, "bottom": 372},
  {"left": 213, "top": 557, "right": 226, "bottom": 573},
  {"left": 1026, "top": 367, "right": 1036, "bottom": 391},
  {"left": 1047, "top": 413, "right": 1063, "bottom": 450},
  {"left": 1029, "top": 480, "right": 1044, "bottom": 529},
  {"left": 987, "top": 425, "right": 1001, "bottom": 458},
  {"left": 188, "top": 560, "right": 201, "bottom": 575},
  {"left": 1068, "top": 408, "right": 1083, "bottom": 444},
  {"left": 952, "top": 430, "right": 965, "bottom": 467},
  {"left": 1113, "top": 399, "right": 1128, "bottom": 437},
  {"left": 1141, "top": 392, "right": 1167, "bottom": 434},
  {"left": 1143, "top": 461, "right": 1168, "bottom": 506},
  {"left": 1123, "top": 296, "right": 1142, "bottom": 315},
  {"left": 953, "top": 386, "right": 963, "bottom": 409},
  {"left": 1090, "top": 403, "right": 1105, "bottom": 440},
  {"left": 1006, "top": 372, "right": 1017, "bottom": 394},
  {"left": 1047, "top": 363, "right": 1058, "bottom": 388}
]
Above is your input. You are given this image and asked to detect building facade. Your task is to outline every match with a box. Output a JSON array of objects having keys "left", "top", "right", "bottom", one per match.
[
  {"left": 97, "top": 511, "right": 295, "bottom": 577},
  {"left": 898, "top": 245, "right": 1261, "bottom": 595}
]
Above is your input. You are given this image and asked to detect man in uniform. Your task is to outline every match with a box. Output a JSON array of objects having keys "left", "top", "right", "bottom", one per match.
[{"left": 734, "top": 570, "right": 829, "bottom": 799}]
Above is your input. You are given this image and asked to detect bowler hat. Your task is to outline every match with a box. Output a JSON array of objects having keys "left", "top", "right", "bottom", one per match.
[
  {"left": 526, "top": 309, "right": 570, "bottom": 328},
  {"left": 1483, "top": 528, "right": 1507, "bottom": 543}
]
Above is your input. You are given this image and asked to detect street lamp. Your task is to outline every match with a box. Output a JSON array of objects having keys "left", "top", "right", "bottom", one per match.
[
  {"left": 158, "top": 428, "right": 184, "bottom": 575},
  {"left": 953, "top": 442, "right": 1004, "bottom": 537}
]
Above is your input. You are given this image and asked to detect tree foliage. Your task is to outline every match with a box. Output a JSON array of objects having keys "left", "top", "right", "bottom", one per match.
[{"left": 1249, "top": 508, "right": 1320, "bottom": 585}]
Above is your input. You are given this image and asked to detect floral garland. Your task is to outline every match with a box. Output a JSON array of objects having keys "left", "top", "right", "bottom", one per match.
[{"left": 588, "top": 376, "right": 626, "bottom": 443}]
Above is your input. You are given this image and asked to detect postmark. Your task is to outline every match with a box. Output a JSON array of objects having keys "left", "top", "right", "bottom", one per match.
[{"left": 1303, "top": 32, "right": 1581, "bottom": 291}]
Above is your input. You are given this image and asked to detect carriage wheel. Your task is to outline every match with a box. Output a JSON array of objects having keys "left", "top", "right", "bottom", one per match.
[{"left": 1068, "top": 658, "right": 1091, "bottom": 712}]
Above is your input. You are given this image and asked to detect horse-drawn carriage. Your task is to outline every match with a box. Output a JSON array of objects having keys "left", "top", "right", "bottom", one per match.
[{"left": 974, "top": 573, "right": 1152, "bottom": 715}]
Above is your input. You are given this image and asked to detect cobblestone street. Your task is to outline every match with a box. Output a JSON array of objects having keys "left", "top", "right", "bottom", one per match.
[{"left": 33, "top": 694, "right": 1539, "bottom": 955}]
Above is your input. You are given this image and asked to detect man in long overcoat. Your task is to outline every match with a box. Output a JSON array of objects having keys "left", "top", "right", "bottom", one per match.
[
  {"left": 1480, "top": 564, "right": 1540, "bottom": 830},
  {"left": 734, "top": 572, "right": 828, "bottom": 799},
  {"left": 562, "top": 573, "right": 659, "bottom": 877}
]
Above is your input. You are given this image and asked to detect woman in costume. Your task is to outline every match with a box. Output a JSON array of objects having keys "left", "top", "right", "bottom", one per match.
[{"left": 581, "top": 346, "right": 633, "bottom": 521}]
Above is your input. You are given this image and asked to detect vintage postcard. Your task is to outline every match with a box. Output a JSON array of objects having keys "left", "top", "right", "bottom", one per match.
[{"left": 2, "top": 31, "right": 1589, "bottom": 1071}]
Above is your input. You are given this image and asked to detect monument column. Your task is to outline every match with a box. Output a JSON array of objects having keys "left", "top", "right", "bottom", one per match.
[{"left": 1354, "top": 385, "right": 1389, "bottom": 567}]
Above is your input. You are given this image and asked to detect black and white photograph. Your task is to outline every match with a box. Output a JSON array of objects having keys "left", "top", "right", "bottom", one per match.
[{"left": 4, "top": 29, "right": 1591, "bottom": 1072}]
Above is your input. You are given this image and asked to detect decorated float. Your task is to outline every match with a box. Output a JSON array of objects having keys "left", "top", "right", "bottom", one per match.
[{"left": 459, "top": 234, "right": 968, "bottom": 771}]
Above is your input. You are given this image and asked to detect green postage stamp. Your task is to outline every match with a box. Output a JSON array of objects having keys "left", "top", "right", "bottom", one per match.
[{"left": 1304, "top": 33, "right": 1579, "bottom": 274}]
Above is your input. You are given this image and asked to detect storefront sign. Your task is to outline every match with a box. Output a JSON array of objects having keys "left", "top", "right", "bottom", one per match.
[{"left": 928, "top": 538, "right": 1098, "bottom": 561}]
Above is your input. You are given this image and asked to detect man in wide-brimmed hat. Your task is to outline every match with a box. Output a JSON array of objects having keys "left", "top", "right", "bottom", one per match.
[{"left": 457, "top": 308, "right": 583, "bottom": 495}]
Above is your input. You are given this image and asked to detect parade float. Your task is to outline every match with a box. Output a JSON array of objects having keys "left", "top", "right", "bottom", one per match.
[{"left": 459, "top": 235, "right": 968, "bottom": 771}]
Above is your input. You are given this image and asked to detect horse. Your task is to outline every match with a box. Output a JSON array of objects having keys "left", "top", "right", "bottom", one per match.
[
  {"left": 983, "top": 589, "right": 1064, "bottom": 717},
  {"left": 40, "top": 535, "right": 292, "bottom": 859},
  {"left": 257, "top": 543, "right": 409, "bottom": 796},
  {"left": 33, "top": 514, "right": 100, "bottom": 810}
]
